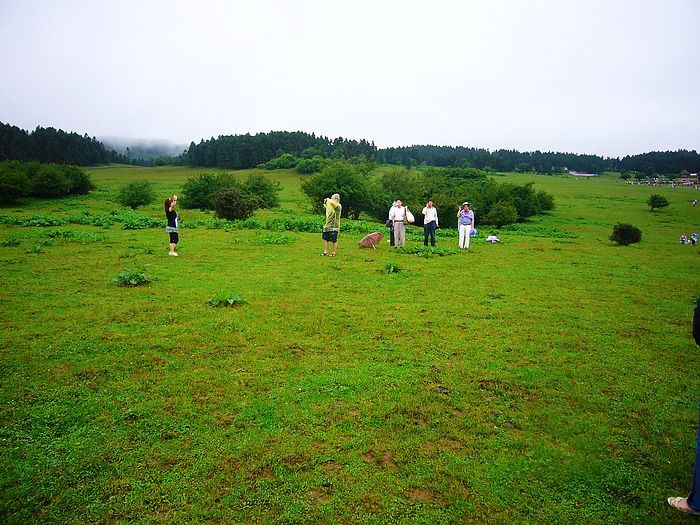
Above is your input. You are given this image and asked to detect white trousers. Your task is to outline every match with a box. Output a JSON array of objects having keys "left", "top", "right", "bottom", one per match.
[{"left": 459, "top": 223, "right": 472, "bottom": 249}]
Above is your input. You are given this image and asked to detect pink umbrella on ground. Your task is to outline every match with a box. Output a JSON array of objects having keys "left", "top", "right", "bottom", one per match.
[{"left": 358, "top": 232, "right": 384, "bottom": 249}]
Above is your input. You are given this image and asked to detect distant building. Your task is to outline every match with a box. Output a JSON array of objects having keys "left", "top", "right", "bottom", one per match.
[{"left": 569, "top": 171, "right": 598, "bottom": 177}]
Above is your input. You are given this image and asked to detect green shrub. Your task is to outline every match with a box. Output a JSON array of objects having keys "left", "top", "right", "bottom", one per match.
[
  {"left": 301, "top": 161, "right": 372, "bottom": 220},
  {"left": 181, "top": 173, "right": 228, "bottom": 209},
  {"left": 647, "top": 194, "right": 669, "bottom": 211},
  {"left": 62, "top": 165, "right": 95, "bottom": 195},
  {"left": 113, "top": 267, "right": 153, "bottom": 287},
  {"left": 484, "top": 201, "right": 518, "bottom": 228},
  {"left": 242, "top": 174, "right": 281, "bottom": 208},
  {"left": 210, "top": 187, "right": 262, "bottom": 220},
  {"left": 383, "top": 262, "right": 403, "bottom": 273},
  {"left": 610, "top": 223, "right": 642, "bottom": 246},
  {"left": 297, "top": 156, "right": 329, "bottom": 174},
  {"left": 117, "top": 181, "right": 154, "bottom": 210},
  {"left": 263, "top": 153, "right": 299, "bottom": 170},
  {"left": 207, "top": 292, "right": 247, "bottom": 308},
  {"left": 0, "top": 162, "right": 32, "bottom": 203},
  {"left": 1, "top": 236, "right": 21, "bottom": 247},
  {"left": 30, "top": 164, "right": 72, "bottom": 198}
]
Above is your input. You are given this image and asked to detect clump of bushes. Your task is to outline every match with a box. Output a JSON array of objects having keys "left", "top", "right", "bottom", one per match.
[
  {"left": 262, "top": 153, "right": 299, "bottom": 170},
  {"left": 0, "top": 160, "right": 95, "bottom": 204},
  {"left": 116, "top": 181, "right": 154, "bottom": 210},
  {"left": 181, "top": 172, "right": 280, "bottom": 216},
  {"left": 610, "top": 223, "right": 642, "bottom": 246},
  {"left": 250, "top": 233, "right": 296, "bottom": 245}
]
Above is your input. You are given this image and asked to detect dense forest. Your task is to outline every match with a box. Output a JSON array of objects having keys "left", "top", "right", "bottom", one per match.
[
  {"left": 0, "top": 122, "right": 129, "bottom": 165},
  {"left": 183, "top": 131, "right": 377, "bottom": 169},
  {"left": 377, "top": 145, "right": 700, "bottom": 176},
  {"left": 2, "top": 121, "right": 698, "bottom": 175}
]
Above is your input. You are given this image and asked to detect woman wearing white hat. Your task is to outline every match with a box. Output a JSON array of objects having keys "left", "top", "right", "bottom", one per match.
[{"left": 457, "top": 202, "right": 475, "bottom": 249}]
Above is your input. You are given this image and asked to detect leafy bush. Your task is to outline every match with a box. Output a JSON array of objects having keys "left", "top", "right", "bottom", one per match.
[
  {"left": 181, "top": 173, "right": 230, "bottom": 209},
  {"left": 62, "top": 165, "right": 95, "bottom": 195},
  {"left": 242, "top": 174, "right": 281, "bottom": 208},
  {"left": 113, "top": 267, "right": 153, "bottom": 287},
  {"left": 610, "top": 223, "right": 642, "bottom": 246},
  {"left": 301, "top": 160, "right": 372, "bottom": 219},
  {"left": 117, "top": 181, "right": 154, "bottom": 209},
  {"left": 1, "top": 236, "right": 21, "bottom": 247},
  {"left": 0, "top": 163, "right": 32, "bottom": 204},
  {"left": 207, "top": 293, "right": 247, "bottom": 307},
  {"left": 383, "top": 262, "right": 403, "bottom": 273},
  {"left": 647, "top": 194, "right": 669, "bottom": 211},
  {"left": 263, "top": 153, "right": 299, "bottom": 170},
  {"left": 30, "top": 164, "right": 72, "bottom": 198},
  {"left": 297, "top": 156, "right": 329, "bottom": 174},
  {"left": 182, "top": 172, "right": 280, "bottom": 211},
  {"left": 484, "top": 201, "right": 518, "bottom": 228},
  {"left": 210, "top": 187, "right": 262, "bottom": 220}
]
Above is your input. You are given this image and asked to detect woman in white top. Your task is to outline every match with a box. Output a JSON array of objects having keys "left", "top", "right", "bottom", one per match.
[
  {"left": 421, "top": 200, "right": 439, "bottom": 246},
  {"left": 389, "top": 200, "right": 407, "bottom": 247}
]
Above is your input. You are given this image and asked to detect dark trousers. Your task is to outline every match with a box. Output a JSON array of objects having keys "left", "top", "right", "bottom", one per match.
[
  {"left": 423, "top": 221, "right": 436, "bottom": 246},
  {"left": 689, "top": 399, "right": 700, "bottom": 510},
  {"left": 389, "top": 225, "right": 395, "bottom": 246}
]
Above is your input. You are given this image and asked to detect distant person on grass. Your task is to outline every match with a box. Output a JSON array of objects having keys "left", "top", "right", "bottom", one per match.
[
  {"left": 387, "top": 200, "right": 398, "bottom": 246},
  {"left": 389, "top": 199, "right": 407, "bottom": 247},
  {"left": 457, "top": 202, "right": 475, "bottom": 249},
  {"left": 165, "top": 194, "right": 179, "bottom": 256},
  {"left": 321, "top": 193, "right": 341, "bottom": 257},
  {"left": 422, "top": 200, "right": 439, "bottom": 247},
  {"left": 667, "top": 298, "right": 700, "bottom": 516}
]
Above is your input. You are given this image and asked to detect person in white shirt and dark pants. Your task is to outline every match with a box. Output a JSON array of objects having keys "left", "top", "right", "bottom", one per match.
[{"left": 422, "top": 200, "right": 439, "bottom": 246}]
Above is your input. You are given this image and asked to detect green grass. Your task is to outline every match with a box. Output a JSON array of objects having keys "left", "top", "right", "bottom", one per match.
[{"left": 1, "top": 166, "right": 699, "bottom": 523}]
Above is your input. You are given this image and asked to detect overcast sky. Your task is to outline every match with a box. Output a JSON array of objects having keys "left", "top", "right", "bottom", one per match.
[{"left": 1, "top": 0, "right": 698, "bottom": 157}]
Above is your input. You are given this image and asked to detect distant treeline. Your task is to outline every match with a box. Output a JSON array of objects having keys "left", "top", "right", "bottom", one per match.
[
  {"left": 184, "top": 131, "right": 700, "bottom": 175},
  {"left": 377, "top": 145, "right": 700, "bottom": 176},
  {"left": 0, "top": 122, "right": 129, "bottom": 165},
  {"left": 3, "top": 121, "right": 698, "bottom": 175},
  {"left": 184, "top": 131, "right": 377, "bottom": 169}
]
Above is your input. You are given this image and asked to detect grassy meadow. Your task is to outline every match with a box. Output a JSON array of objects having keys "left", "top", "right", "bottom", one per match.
[{"left": 1, "top": 165, "right": 699, "bottom": 524}]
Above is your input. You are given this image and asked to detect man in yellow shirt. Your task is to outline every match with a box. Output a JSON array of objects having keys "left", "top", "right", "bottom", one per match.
[{"left": 321, "top": 193, "right": 341, "bottom": 257}]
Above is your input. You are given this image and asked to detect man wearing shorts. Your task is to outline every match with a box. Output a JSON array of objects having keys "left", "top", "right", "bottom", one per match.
[{"left": 321, "top": 193, "right": 341, "bottom": 257}]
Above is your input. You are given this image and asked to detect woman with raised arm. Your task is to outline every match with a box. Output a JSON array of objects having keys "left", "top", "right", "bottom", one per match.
[{"left": 165, "top": 194, "right": 179, "bottom": 256}]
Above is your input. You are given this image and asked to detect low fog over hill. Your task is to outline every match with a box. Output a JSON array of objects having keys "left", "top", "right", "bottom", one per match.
[{"left": 100, "top": 136, "right": 187, "bottom": 160}]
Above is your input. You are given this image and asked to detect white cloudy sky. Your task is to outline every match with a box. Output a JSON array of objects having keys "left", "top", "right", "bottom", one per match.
[{"left": 0, "top": 0, "right": 698, "bottom": 157}]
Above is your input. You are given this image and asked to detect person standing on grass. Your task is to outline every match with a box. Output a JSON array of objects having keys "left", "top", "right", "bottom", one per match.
[
  {"left": 668, "top": 298, "right": 700, "bottom": 516},
  {"left": 388, "top": 200, "right": 398, "bottom": 246},
  {"left": 457, "top": 202, "right": 475, "bottom": 249},
  {"left": 165, "top": 194, "right": 179, "bottom": 256},
  {"left": 389, "top": 199, "right": 407, "bottom": 247},
  {"left": 321, "top": 193, "right": 341, "bottom": 257},
  {"left": 422, "top": 199, "right": 439, "bottom": 247}
]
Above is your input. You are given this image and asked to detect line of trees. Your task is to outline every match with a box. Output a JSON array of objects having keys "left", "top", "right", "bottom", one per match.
[
  {"left": 0, "top": 122, "right": 130, "bottom": 165},
  {"left": 300, "top": 161, "right": 554, "bottom": 228},
  {"left": 376, "top": 145, "right": 700, "bottom": 176},
  {"left": 183, "top": 131, "right": 377, "bottom": 169}
]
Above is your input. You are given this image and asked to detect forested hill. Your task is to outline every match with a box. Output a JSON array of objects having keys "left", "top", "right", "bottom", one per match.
[
  {"left": 377, "top": 145, "right": 700, "bottom": 175},
  {"left": 184, "top": 131, "right": 377, "bottom": 169},
  {"left": 0, "top": 122, "right": 128, "bottom": 165}
]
